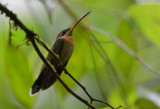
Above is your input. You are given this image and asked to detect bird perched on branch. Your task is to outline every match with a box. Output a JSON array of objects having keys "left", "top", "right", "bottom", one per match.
[{"left": 30, "top": 11, "right": 91, "bottom": 96}]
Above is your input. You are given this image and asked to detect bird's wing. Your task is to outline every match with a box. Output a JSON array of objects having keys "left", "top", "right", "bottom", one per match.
[
  {"left": 51, "top": 38, "right": 70, "bottom": 67},
  {"left": 50, "top": 38, "right": 65, "bottom": 66},
  {"left": 40, "top": 38, "right": 64, "bottom": 71},
  {"left": 51, "top": 38, "right": 65, "bottom": 57}
]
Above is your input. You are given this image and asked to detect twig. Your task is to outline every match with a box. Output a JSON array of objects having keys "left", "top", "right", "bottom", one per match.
[
  {"left": 0, "top": 3, "right": 96, "bottom": 109},
  {"left": 92, "top": 99, "right": 126, "bottom": 109}
]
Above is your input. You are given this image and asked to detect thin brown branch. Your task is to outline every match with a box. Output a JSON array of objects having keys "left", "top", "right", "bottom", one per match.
[
  {"left": 92, "top": 99, "right": 116, "bottom": 109},
  {"left": 92, "top": 99, "right": 127, "bottom": 109},
  {"left": 87, "top": 100, "right": 93, "bottom": 109},
  {"left": 64, "top": 69, "right": 93, "bottom": 99},
  {"left": 0, "top": 3, "right": 96, "bottom": 109}
]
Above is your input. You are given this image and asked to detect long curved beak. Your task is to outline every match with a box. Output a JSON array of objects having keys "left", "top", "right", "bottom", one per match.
[
  {"left": 70, "top": 11, "right": 91, "bottom": 31},
  {"left": 66, "top": 11, "right": 91, "bottom": 36}
]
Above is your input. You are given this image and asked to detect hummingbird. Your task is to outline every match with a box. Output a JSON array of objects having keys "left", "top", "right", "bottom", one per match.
[{"left": 30, "top": 11, "right": 91, "bottom": 96}]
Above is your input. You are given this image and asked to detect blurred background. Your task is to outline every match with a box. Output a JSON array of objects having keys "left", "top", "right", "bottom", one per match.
[{"left": 0, "top": 0, "right": 160, "bottom": 109}]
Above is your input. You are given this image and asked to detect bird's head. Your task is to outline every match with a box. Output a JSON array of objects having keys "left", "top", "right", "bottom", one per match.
[{"left": 57, "top": 11, "right": 91, "bottom": 38}]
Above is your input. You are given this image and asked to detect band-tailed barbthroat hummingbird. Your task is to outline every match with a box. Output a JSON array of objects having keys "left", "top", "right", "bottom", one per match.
[{"left": 30, "top": 12, "right": 91, "bottom": 96}]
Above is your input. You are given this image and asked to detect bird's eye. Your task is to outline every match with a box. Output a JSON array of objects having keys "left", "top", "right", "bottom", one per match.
[
  {"left": 58, "top": 28, "right": 70, "bottom": 38},
  {"left": 61, "top": 31, "right": 66, "bottom": 36}
]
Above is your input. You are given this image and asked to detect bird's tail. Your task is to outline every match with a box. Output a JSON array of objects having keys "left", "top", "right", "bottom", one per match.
[
  {"left": 29, "top": 72, "right": 43, "bottom": 96},
  {"left": 30, "top": 69, "right": 63, "bottom": 96}
]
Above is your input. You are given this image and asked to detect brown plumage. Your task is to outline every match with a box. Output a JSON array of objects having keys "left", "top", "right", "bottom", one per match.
[{"left": 30, "top": 12, "right": 91, "bottom": 96}]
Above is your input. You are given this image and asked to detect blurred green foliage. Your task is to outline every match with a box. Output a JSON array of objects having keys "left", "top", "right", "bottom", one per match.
[{"left": 0, "top": 0, "right": 160, "bottom": 109}]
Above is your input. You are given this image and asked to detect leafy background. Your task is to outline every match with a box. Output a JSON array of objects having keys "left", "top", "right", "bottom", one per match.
[{"left": 0, "top": 0, "right": 160, "bottom": 109}]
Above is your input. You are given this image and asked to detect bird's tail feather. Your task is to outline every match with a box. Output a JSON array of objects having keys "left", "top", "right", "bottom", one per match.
[
  {"left": 30, "top": 69, "right": 63, "bottom": 96},
  {"left": 30, "top": 72, "right": 43, "bottom": 96}
]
